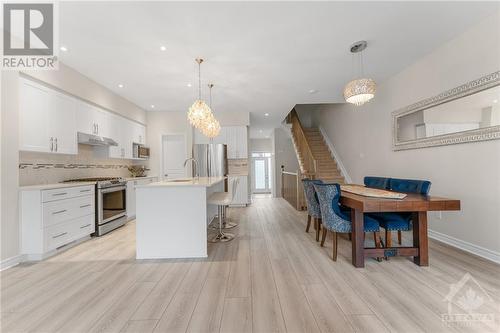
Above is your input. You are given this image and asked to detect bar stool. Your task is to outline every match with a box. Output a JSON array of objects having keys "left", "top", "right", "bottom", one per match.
[{"left": 208, "top": 178, "right": 239, "bottom": 242}]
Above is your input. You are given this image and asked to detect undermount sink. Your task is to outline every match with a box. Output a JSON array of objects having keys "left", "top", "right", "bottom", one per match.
[{"left": 167, "top": 178, "right": 193, "bottom": 182}]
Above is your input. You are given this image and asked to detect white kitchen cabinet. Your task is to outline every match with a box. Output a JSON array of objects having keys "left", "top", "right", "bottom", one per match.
[
  {"left": 132, "top": 122, "right": 146, "bottom": 144},
  {"left": 77, "top": 103, "right": 109, "bottom": 137},
  {"left": 229, "top": 175, "right": 249, "bottom": 206},
  {"left": 20, "top": 184, "right": 95, "bottom": 260},
  {"left": 193, "top": 126, "right": 248, "bottom": 159},
  {"left": 19, "top": 80, "right": 51, "bottom": 153},
  {"left": 19, "top": 77, "right": 147, "bottom": 159},
  {"left": 126, "top": 177, "right": 158, "bottom": 220},
  {"left": 19, "top": 78, "right": 77, "bottom": 155},
  {"left": 48, "top": 91, "right": 78, "bottom": 154}
]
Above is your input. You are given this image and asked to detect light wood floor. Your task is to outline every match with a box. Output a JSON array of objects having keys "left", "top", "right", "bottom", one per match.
[{"left": 1, "top": 196, "right": 499, "bottom": 333}]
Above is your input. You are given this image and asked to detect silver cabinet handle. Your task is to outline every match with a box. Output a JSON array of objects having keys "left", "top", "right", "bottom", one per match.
[
  {"left": 52, "top": 192, "right": 67, "bottom": 196},
  {"left": 80, "top": 189, "right": 91, "bottom": 192},
  {"left": 55, "top": 137, "right": 58, "bottom": 152},
  {"left": 80, "top": 223, "right": 91, "bottom": 229},
  {"left": 80, "top": 204, "right": 91, "bottom": 208},
  {"left": 50, "top": 137, "right": 53, "bottom": 151},
  {"left": 52, "top": 232, "right": 67, "bottom": 239},
  {"left": 52, "top": 209, "right": 67, "bottom": 215},
  {"left": 96, "top": 123, "right": 99, "bottom": 135}
]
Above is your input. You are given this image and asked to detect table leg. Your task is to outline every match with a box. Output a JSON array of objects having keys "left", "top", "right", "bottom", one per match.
[
  {"left": 413, "top": 211, "right": 429, "bottom": 266},
  {"left": 351, "top": 208, "right": 365, "bottom": 268}
]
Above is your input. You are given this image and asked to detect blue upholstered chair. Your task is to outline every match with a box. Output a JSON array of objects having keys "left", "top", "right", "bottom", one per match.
[
  {"left": 364, "top": 176, "right": 390, "bottom": 190},
  {"left": 374, "top": 178, "right": 431, "bottom": 246},
  {"left": 302, "top": 179, "right": 323, "bottom": 241},
  {"left": 313, "top": 183, "right": 382, "bottom": 261}
]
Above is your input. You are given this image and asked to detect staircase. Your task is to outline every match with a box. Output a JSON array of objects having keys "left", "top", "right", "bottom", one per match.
[{"left": 288, "top": 109, "right": 345, "bottom": 184}]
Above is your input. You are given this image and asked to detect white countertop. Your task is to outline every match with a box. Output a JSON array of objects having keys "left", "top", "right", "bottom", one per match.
[
  {"left": 19, "top": 181, "right": 96, "bottom": 191},
  {"left": 124, "top": 175, "right": 158, "bottom": 181},
  {"left": 136, "top": 176, "right": 226, "bottom": 188}
]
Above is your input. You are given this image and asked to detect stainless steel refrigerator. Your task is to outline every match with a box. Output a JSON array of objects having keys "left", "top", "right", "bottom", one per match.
[{"left": 192, "top": 144, "right": 228, "bottom": 178}]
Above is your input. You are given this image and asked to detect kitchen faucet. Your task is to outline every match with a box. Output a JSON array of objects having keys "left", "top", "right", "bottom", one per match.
[{"left": 183, "top": 158, "right": 199, "bottom": 180}]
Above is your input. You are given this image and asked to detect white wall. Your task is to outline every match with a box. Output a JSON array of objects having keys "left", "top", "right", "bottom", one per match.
[
  {"left": 250, "top": 138, "right": 272, "bottom": 152},
  {"left": 313, "top": 12, "right": 500, "bottom": 257},
  {"left": 146, "top": 111, "right": 193, "bottom": 179},
  {"left": 272, "top": 127, "right": 300, "bottom": 197},
  {"left": 0, "top": 63, "right": 146, "bottom": 265},
  {"left": 1, "top": 71, "right": 20, "bottom": 264},
  {"left": 22, "top": 63, "right": 146, "bottom": 124}
]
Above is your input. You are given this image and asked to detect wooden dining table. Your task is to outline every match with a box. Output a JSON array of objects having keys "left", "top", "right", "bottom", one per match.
[{"left": 339, "top": 186, "right": 461, "bottom": 268}]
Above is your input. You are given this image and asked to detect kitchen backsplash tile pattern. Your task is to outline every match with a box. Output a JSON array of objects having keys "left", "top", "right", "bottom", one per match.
[
  {"left": 19, "top": 144, "right": 146, "bottom": 186},
  {"left": 228, "top": 158, "right": 248, "bottom": 175}
]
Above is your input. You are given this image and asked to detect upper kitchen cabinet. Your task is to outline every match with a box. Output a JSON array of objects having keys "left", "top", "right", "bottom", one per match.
[
  {"left": 76, "top": 103, "right": 109, "bottom": 137},
  {"left": 193, "top": 125, "right": 248, "bottom": 159},
  {"left": 19, "top": 78, "right": 77, "bottom": 155},
  {"left": 132, "top": 122, "right": 146, "bottom": 145}
]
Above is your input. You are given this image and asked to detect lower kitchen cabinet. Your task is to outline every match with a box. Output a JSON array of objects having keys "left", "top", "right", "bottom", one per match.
[
  {"left": 126, "top": 176, "right": 158, "bottom": 220},
  {"left": 229, "top": 175, "right": 249, "bottom": 206},
  {"left": 20, "top": 184, "right": 95, "bottom": 260}
]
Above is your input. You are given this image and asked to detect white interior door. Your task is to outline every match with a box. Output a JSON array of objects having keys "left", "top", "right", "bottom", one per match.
[
  {"left": 252, "top": 155, "right": 272, "bottom": 193},
  {"left": 162, "top": 134, "right": 187, "bottom": 179}
]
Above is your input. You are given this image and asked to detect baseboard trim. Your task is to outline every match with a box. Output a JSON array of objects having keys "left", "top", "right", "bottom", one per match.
[
  {"left": 0, "top": 255, "right": 23, "bottom": 271},
  {"left": 428, "top": 229, "right": 500, "bottom": 264},
  {"left": 318, "top": 126, "right": 353, "bottom": 183}
]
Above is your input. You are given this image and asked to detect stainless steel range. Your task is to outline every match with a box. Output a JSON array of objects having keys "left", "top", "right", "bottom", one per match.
[{"left": 63, "top": 177, "right": 127, "bottom": 236}]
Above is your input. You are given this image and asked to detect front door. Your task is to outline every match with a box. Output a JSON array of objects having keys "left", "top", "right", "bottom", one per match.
[{"left": 252, "top": 153, "right": 272, "bottom": 193}]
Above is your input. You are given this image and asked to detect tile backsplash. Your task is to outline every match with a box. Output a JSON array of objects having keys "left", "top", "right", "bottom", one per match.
[
  {"left": 19, "top": 144, "right": 146, "bottom": 186},
  {"left": 228, "top": 158, "right": 248, "bottom": 176}
]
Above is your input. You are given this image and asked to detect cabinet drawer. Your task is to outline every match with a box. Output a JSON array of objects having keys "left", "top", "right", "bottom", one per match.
[
  {"left": 73, "top": 215, "right": 95, "bottom": 236},
  {"left": 42, "top": 185, "right": 94, "bottom": 202},
  {"left": 43, "top": 195, "right": 94, "bottom": 227},
  {"left": 44, "top": 215, "right": 94, "bottom": 251},
  {"left": 45, "top": 221, "right": 73, "bottom": 251}
]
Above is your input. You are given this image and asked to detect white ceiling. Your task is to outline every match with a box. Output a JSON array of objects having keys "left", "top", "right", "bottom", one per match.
[{"left": 58, "top": 1, "right": 496, "bottom": 138}]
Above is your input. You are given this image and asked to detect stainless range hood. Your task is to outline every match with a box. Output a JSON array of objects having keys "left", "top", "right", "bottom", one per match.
[{"left": 77, "top": 132, "right": 118, "bottom": 146}]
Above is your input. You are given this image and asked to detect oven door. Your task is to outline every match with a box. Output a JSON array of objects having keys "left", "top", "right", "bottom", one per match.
[{"left": 98, "top": 185, "right": 127, "bottom": 225}]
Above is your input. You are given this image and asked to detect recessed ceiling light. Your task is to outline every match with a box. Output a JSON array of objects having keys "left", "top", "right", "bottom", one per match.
[
  {"left": 266, "top": 135, "right": 270, "bottom": 138},
  {"left": 187, "top": 83, "right": 192, "bottom": 87},
  {"left": 309, "top": 89, "right": 318, "bottom": 94},
  {"left": 160, "top": 45, "right": 166, "bottom": 51},
  {"left": 264, "top": 113, "right": 269, "bottom": 117},
  {"left": 151, "top": 104, "right": 155, "bottom": 109},
  {"left": 493, "top": 99, "right": 498, "bottom": 104},
  {"left": 60, "top": 46, "right": 68, "bottom": 52},
  {"left": 259, "top": 130, "right": 263, "bottom": 133},
  {"left": 118, "top": 84, "right": 124, "bottom": 88}
]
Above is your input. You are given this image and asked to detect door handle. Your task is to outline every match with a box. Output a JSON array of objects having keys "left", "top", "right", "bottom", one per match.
[
  {"left": 55, "top": 137, "right": 58, "bottom": 152},
  {"left": 50, "top": 137, "right": 53, "bottom": 151}
]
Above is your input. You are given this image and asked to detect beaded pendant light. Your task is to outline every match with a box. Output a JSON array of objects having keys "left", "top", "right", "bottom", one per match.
[
  {"left": 343, "top": 41, "right": 376, "bottom": 106},
  {"left": 201, "top": 83, "right": 221, "bottom": 138},
  {"left": 188, "top": 58, "right": 213, "bottom": 128}
]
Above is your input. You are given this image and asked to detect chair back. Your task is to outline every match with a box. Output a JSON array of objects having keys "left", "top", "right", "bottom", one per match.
[
  {"left": 389, "top": 178, "right": 431, "bottom": 195},
  {"left": 229, "top": 178, "right": 240, "bottom": 201},
  {"left": 364, "top": 176, "right": 390, "bottom": 190},
  {"left": 301, "top": 179, "right": 323, "bottom": 218},
  {"left": 312, "top": 183, "right": 350, "bottom": 232}
]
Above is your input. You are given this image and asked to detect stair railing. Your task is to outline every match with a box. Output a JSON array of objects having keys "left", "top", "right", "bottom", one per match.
[
  {"left": 281, "top": 166, "right": 306, "bottom": 211},
  {"left": 289, "top": 109, "right": 317, "bottom": 179}
]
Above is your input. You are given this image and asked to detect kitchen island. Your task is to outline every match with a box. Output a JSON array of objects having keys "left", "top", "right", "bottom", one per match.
[{"left": 135, "top": 177, "right": 225, "bottom": 259}]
